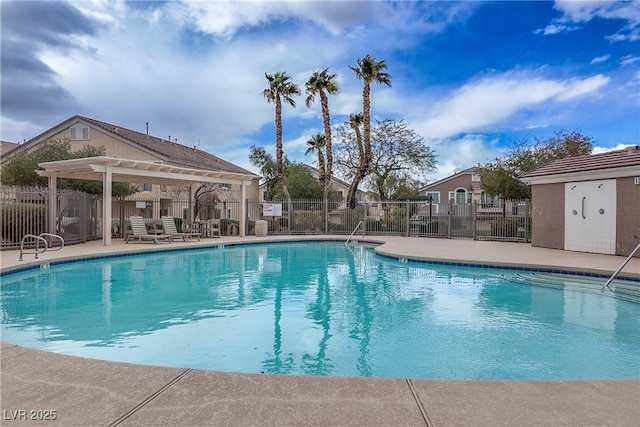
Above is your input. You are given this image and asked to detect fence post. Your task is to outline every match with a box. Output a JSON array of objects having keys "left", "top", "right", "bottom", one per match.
[
  {"left": 472, "top": 201, "right": 477, "bottom": 240},
  {"left": 405, "top": 200, "right": 410, "bottom": 237},
  {"left": 447, "top": 201, "right": 453, "bottom": 239}
]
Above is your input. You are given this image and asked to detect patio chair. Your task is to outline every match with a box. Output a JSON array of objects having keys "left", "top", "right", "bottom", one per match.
[
  {"left": 125, "top": 216, "right": 173, "bottom": 244},
  {"left": 202, "top": 219, "right": 221, "bottom": 238},
  {"left": 161, "top": 216, "right": 200, "bottom": 242}
]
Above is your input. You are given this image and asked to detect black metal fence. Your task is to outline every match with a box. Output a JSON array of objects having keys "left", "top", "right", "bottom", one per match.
[
  {"left": 1, "top": 186, "right": 531, "bottom": 249},
  {"left": 247, "top": 198, "right": 531, "bottom": 242}
]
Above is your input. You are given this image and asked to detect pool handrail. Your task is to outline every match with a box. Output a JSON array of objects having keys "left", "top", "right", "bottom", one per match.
[
  {"left": 345, "top": 221, "right": 364, "bottom": 245},
  {"left": 602, "top": 240, "right": 640, "bottom": 291},
  {"left": 19, "top": 233, "right": 64, "bottom": 261}
]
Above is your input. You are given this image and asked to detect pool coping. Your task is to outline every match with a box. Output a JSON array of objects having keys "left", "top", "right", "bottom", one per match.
[{"left": 1, "top": 236, "right": 639, "bottom": 426}]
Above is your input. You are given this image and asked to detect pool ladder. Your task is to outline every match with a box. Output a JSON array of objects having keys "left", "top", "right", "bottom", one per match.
[
  {"left": 19, "top": 233, "right": 65, "bottom": 261},
  {"left": 345, "top": 221, "right": 363, "bottom": 245},
  {"left": 602, "top": 241, "right": 640, "bottom": 291}
]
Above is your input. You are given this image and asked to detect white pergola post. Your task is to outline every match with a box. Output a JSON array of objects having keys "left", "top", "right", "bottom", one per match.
[
  {"left": 103, "top": 166, "right": 112, "bottom": 246},
  {"left": 47, "top": 173, "right": 57, "bottom": 235},
  {"left": 240, "top": 181, "right": 247, "bottom": 237}
]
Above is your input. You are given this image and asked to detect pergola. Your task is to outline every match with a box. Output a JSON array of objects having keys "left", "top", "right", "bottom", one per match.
[{"left": 37, "top": 156, "right": 257, "bottom": 245}]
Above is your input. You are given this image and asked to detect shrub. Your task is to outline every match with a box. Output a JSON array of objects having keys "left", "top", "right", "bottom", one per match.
[
  {"left": 421, "top": 220, "right": 448, "bottom": 235},
  {"left": 220, "top": 218, "right": 239, "bottom": 235},
  {"left": 491, "top": 217, "right": 527, "bottom": 237},
  {"left": 295, "top": 211, "right": 322, "bottom": 231},
  {"left": 365, "top": 218, "right": 384, "bottom": 233},
  {"left": 0, "top": 203, "right": 46, "bottom": 244}
]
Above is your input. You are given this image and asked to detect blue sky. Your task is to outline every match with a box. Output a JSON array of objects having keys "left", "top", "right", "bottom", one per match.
[{"left": 1, "top": 0, "right": 638, "bottom": 184}]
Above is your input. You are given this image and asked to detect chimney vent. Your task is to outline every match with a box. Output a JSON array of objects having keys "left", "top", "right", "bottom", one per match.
[{"left": 146, "top": 122, "right": 149, "bottom": 135}]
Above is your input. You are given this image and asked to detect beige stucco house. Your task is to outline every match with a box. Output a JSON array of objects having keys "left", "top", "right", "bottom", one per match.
[
  {"left": 1, "top": 115, "right": 260, "bottom": 218},
  {"left": 521, "top": 146, "right": 640, "bottom": 257},
  {"left": 1, "top": 116, "right": 261, "bottom": 243}
]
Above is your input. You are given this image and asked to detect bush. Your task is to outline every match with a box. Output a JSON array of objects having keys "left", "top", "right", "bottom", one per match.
[
  {"left": 220, "top": 218, "right": 239, "bottom": 235},
  {"left": 420, "top": 220, "right": 448, "bottom": 235},
  {"left": 365, "top": 218, "right": 385, "bottom": 233},
  {"left": 295, "top": 211, "right": 322, "bottom": 231},
  {"left": 0, "top": 203, "right": 46, "bottom": 244},
  {"left": 491, "top": 217, "right": 527, "bottom": 237}
]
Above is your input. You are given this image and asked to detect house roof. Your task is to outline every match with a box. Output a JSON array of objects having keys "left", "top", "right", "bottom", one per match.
[
  {"left": 0, "top": 141, "right": 19, "bottom": 157},
  {"left": 520, "top": 145, "right": 640, "bottom": 184},
  {"left": 7, "top": 115, "right": 258, "bottom": 178},
  {"left": 419, "top": 167, "right": 476, "bottom": 192}
]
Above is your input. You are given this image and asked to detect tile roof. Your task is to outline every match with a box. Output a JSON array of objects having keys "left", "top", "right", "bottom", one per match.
[
  {"left": 521, "top": 145, "right": 640, "bottom": 178},
  {"left": 76, "top": 116, "right": 257, "bottom": 176},
  {"left": 14, "top": 115, "right": 258, "bottom": 177},
  {"left": 0, "top": 141, "right": 20, "bottom": 157},
  {"left": 419, "top": 166, "right": 476, "bottom": 192}
]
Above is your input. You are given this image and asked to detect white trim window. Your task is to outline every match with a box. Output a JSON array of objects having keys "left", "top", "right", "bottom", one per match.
[
  {"left": 69, "top": 123, "right": 90, "bottom": 140},
  {"left": 449, "top": 188, "right": 468, "bottom": 203},
  {"left": 424, "top": 192, "right": 440, "bottom": 203}
]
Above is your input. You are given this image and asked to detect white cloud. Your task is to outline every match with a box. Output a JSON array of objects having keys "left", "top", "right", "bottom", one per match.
[
  {"left": 411, "top": 73, "right": 609, "bottom": 139},
  {"left": 422, "top": 134, "right": 504, "bottom": 183},
  {"left": 590, "top": 55, "right": 610, "bottom": 64},
  {"left": 592, "top": 144, "right": 635, "bottom": 154},
  {"left": 167, "top": 0, "right": 378, "bottom": 39},
  {"left": 620, "top": 55, "right": 640, "bottom": 66},
  {"left": 540, "top": 0, "right": 640, "bottom": 41}
]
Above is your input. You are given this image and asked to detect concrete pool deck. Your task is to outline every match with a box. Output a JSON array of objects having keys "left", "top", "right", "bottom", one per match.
[{"left": 1, "top": 236, "right": 639, "bottom": 426}]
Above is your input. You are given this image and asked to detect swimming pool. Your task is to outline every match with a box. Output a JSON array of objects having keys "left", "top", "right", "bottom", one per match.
[{"left": 1, "top": 241, "right": 638, "bottom": 380}]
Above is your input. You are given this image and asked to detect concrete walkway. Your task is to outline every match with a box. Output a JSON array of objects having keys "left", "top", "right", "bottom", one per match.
[{"left": 1, "top": 236, "right": 639, "bottom": 426}]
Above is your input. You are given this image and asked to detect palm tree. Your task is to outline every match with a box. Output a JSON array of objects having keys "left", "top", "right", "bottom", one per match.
[
  {"left": 263, "top": 71, "right": 301, "bottom": 203},
  {"left": 305, "top": 134, "right": 327, "bottom": 185},
  {"left": 305, "top": 69, "right": 340, "bottom": 205},
  {"left": 345, "top": 113, "right": 364, "bottom": 204},
  {"left": 347, "top": 55, "right": 391, "bottom": 205}
]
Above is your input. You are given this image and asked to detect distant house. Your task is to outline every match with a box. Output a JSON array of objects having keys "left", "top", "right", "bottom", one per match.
[
  {"left": 418, "top": 167, "right": 496, "bottom": 204},
  {"left": 258, "top": 164, "right": 366, "bottom": 205},
  {"left": 0, "top": 115, "right": 260, "bottom": 221},
  {"left": 520, "top": 146, "right": 640, "bottom": 257}
]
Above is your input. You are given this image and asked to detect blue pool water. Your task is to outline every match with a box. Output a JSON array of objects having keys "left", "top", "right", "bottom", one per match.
[{"left": 1, "top": 242, "right": 638, "bottom": 380}]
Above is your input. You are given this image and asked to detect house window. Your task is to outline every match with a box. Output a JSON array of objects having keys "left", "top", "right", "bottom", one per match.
[
  {"left": 424, "top": 192, "right": 439, "bottom": 203},
  {"left": 139, "top": 184, "right": 152, "bottom": 192},
  {"left": 449, "top": 188, "right": 467, "bottom": 203},
  {"left": 69, "top": 124, "right": 90, "bottom": 140}
]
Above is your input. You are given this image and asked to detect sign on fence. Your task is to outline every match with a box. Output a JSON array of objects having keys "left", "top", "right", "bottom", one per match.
[{"left": 262, "top": 203, "right": 282, "bottom": 216}]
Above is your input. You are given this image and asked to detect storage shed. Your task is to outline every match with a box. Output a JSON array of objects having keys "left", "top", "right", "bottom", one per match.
[{"left": 520, "top": 146, "right": 640, "bottom": 257}]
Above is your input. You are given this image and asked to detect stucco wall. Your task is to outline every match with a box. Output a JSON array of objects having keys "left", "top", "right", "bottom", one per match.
[
  {"left": 420, "top": 173, "right": 472, "bottom": 202},
  {"left": 616, "top": 176, "right": 640, "bottom": 257},
  {"left": 50, "top": 128, "right": 159, "bottom": 161},
  {"left": 530, "top": 183, "right": 564, "bottom": 250}
]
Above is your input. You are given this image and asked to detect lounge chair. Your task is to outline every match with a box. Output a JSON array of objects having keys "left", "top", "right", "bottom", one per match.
[
  {"left": 161, "top": 216, "right": 200, "bottom": 241},
  {"left": 125, "top": 216, "right": 173, "bottom": 244}
]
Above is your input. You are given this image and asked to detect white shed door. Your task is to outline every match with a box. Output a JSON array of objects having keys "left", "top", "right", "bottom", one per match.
[{"left": 564, "top": 180, "right": 616, "bottom": 254}]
